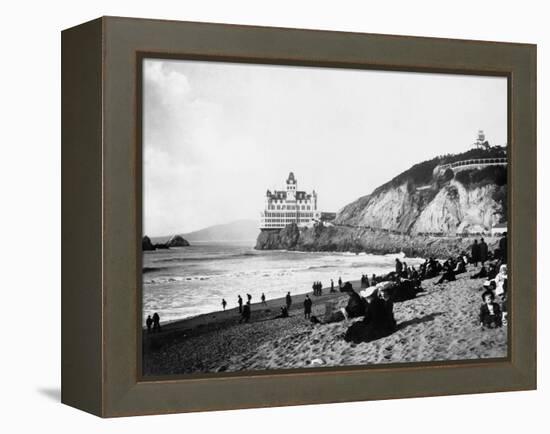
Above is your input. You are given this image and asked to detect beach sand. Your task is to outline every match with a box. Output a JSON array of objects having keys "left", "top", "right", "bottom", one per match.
[{"left": 143, "top": 267, "right": 507, "bottom": 376}]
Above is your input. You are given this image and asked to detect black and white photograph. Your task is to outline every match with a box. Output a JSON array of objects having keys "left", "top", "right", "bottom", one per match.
[{"left": 141, "top": 58, "right": 509, "bottom": 376}]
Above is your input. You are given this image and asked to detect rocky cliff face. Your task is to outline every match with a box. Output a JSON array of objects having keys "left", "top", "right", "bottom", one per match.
[
  {"left": 336, "top": 176, "right": 505, "bottom": 235},
  {"left": 255, "top": 223, "right": 500, "bottom": 258},
  {"left": 256, "top": 148, "right": 507, "bottom": 256}
]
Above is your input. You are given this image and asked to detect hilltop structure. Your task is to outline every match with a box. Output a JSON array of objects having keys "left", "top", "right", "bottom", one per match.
[{"left": 260, "top": 172, "right": 321, "bottom": 230}]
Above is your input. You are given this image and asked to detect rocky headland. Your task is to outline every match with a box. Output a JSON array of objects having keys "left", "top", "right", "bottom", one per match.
[{"left": 256, "top": 147, "right": 507, "bottom": 257}]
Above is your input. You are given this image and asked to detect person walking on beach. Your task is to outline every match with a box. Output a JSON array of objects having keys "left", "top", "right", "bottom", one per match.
[
  {"left": 338, "top": 277, "right": 343, "bottom": 290},
  {"left": 304, "top": 295, "right": 313, "bottom": 319},
  {"left": 286, "top": 291, "right": 292, "bottom": 311},
  {"left": 146, "top": 315, "right": 153, "bottom": 333},
  {"left": 479, "top": 238, "right": 489, "bottom": 265},
  {"left": 222, "top": 298, "right": 227, "bottom": 311},
  {"left": 152, "top": 312, "right": 161, "bottom": 332},
  {"left": 238, "top": 295, "right": 243, "bottom": 314},
  {"left": 240, "top": 301, "right": 251, "bottom": 323},
  {"left": 261, "top": 293, "right": 266, "bottom": 305},
  {"left": 330, "top": 279, "right": 335, "bottom": 293}
]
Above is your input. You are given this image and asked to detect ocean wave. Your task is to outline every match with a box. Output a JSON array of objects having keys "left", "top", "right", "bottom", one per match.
[
  {"left": 144, "top": 275, "right": 213, "bottom": 285},
  {"left": 151, "top": 251, "right": 256, "bottom": 264}
]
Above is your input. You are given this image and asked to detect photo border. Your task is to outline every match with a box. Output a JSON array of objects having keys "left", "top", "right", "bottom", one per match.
[{"left": 136, "top": 52, "right": 512, "bottom": 382}]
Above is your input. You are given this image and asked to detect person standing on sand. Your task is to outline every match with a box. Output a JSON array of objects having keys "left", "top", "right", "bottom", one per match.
[
  {"left": 286, "top": 291, "right": 292, "bottom": 311},
  {"left": 146, "top": 315, "right": 153, "bottom": 333},
  {"left": 222, "top": 299, "right": 227, "bottom": 311},
  {"left": 338, "top": 277, "right": 342, "bottom": 289},
  {"left": 152, "top": 312, "right": 161, "bottom": 332},
  {"left": 471, "top": 239, "right": 480, "bottom": 266},
  {"left": 261, "top": 293, "right": 266, "bottom": 305},
  {"left": 330, "top": 279, "right": 335, "bottom": 293},
  {"left": 479, "top": 238, "right": 489, "bottom": 265},
  {"left": 304, "top": 295, "right": 313, "bottom": 319},
  {"left": 238, "top": 295, "right": 243, "bottom": 313}
]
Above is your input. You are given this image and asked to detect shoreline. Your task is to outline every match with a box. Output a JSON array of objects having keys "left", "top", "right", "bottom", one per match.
[
  {"left": 144, "top": 279, "right": 361, "bottom": 332},
  {"left": 142, "top": 248, "right": 422, "bottom": 325},
  {"left": 143, "top": 269, "right": 507, "bottom": 376}
]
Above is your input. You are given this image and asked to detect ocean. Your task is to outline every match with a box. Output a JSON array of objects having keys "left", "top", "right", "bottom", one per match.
[{"left": 142, "top": 241, "right": 422, "bottom": 324}]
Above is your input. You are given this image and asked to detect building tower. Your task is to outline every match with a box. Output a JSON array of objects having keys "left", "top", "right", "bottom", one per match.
[
  {"left": 474, "top": 130, "right": 490, "bottom": 150},
  {"left": 286, "top": 172, "right": 297, "bottom": 201}
]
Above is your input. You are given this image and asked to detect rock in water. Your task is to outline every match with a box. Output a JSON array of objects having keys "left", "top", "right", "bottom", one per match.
[
  {"left": 168, "top": 235, "right": 190, "bottom": 247},
  {"left": 142, "top": 236, "right": 156, "bottom": 251}
]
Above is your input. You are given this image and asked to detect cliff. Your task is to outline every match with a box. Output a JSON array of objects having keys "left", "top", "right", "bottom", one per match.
[
  {"left": 255, "top": 223, "right": 500, "bottom": 258},
  {"left": 256, "top": 147, "right": 507, "bottom": 256}
]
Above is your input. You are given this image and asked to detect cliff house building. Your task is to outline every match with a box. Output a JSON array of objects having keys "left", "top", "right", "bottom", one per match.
[{"left": 260, "top": 172, "right": 321, "bottom": 230}]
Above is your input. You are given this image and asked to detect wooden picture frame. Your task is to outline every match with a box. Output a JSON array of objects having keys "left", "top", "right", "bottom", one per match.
[{"left": 61, "top": 16, "right": 536, "bottom": 417}]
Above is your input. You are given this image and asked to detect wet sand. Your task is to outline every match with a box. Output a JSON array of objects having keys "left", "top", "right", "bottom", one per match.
[{"left": 143, "top": 268, "right": 507, "bottom": 376}]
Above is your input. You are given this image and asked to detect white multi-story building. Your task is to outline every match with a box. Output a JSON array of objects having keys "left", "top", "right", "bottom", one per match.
[{"left": 260, "top": 172, "right": 321, "bottom": 230}]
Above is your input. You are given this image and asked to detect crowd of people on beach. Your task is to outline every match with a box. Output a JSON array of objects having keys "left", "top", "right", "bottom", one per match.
[{"left": 146, "top": 233, "right": 508, "bottom": 345}]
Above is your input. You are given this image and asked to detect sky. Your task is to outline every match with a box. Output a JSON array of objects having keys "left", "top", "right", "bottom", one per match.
[{"left": 143, "top": 58, "right": 507, "bottom": 236}]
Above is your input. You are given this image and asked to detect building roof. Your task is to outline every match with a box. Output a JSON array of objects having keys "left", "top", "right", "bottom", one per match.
[
  {"left": 492, "top": 222, "right": 507, "bottom": 229},
  {"left": 266, "top": 190, "right": 311, "bottom": 200}
]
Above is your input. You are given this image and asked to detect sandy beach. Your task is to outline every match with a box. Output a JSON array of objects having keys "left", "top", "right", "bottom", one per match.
[{"left": 143, "top": 266, "right": 507, "bottom": 376}]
